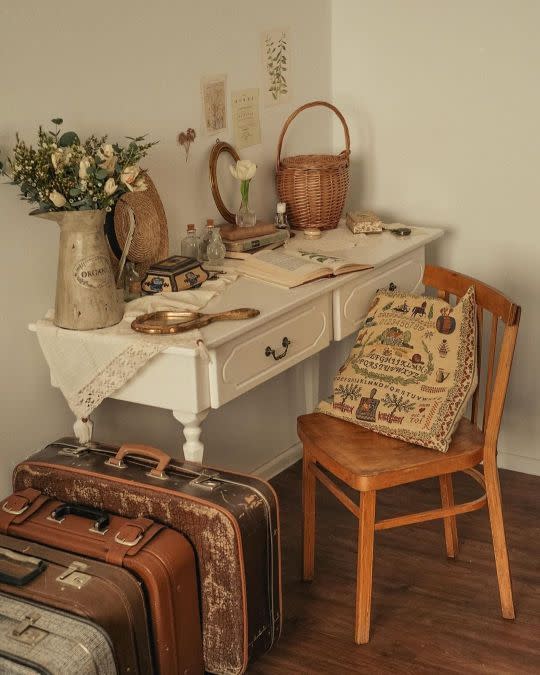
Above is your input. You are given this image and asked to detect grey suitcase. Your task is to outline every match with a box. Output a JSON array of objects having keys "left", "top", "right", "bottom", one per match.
[{"left": 0, "top": 592, "right": 117, "bottom": 674}]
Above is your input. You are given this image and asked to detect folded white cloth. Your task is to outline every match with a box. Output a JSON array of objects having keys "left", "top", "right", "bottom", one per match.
[{"left": 36, "top": 273, "right": 237, "bottom": 425}]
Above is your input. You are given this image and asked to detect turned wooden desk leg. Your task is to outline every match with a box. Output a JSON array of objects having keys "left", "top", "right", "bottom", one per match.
[{"left": 172, "top": 410, "right": 209, "bottom": 463}]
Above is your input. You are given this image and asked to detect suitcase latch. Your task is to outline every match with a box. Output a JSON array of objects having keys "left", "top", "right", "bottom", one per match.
[
  {"left": 56, "top": 561, "right": 91, "bottom": 589},
  {"left": 11, "top": 612, "right": 47, "bottom": 645},
  {"left": 57, "top": 444, "right": 89, "bottom": 457},
  {"left": 190, "top": 470, "right": 224, "bottom": 491}
]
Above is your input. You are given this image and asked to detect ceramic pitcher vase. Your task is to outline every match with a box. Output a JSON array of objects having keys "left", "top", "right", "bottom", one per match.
[{"left": 33, "top": 209, "right": 123, "bottom": 330}]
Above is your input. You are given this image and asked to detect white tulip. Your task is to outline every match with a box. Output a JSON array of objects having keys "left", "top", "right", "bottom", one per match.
[
  {"left": 120, "top": 165, "right": 140, "bottom": 190},
  {"left": 49, "top": 190, "right": 67, "bottom": 208},
  {"left": 104, "top": 178, "right": 117, "bottom": 196},
  {"left": 229, "top": 159, "right": 257, "bottom": 181},
  {"left": 79, "top": 156, "right": 92, "bottom": 179}
]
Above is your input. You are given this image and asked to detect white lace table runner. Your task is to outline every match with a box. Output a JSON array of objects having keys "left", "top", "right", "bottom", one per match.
[{"left": 36, "top": 274, "right": 237, "bottom": 437}]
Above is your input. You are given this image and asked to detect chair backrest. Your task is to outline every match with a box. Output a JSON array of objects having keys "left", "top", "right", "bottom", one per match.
[{"left": 422, "top": 265, "right": 521, "bottom": 460}]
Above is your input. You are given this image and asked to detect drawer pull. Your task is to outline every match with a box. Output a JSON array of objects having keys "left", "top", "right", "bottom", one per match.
[{"left": 265, "top": 337, "right": 291, "bottom": 361}]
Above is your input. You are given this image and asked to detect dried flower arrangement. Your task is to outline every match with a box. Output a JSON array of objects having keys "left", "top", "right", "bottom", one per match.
[
  {"left": 177, "top": 128, "right": 196, "bottom": 162},
  {"left": 0, "top": 118, "right": 157, "bottom": 212}
]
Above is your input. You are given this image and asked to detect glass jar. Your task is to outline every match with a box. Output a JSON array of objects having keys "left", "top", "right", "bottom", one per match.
[
  {"left": 236, "top": 180, "right": 256, "bottom": 227},
  {"left": 180, "top": 223, "right": 201, "bottom": 261}
]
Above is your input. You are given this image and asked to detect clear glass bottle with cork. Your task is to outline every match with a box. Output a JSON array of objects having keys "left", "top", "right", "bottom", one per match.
[
  {"left": 200, "top": 219, "right": 215, "bottom": 261},
  {"left": 206, "top": 227, "right": 226, "bottom": 269},
  {"left": 123, "top": 261, "right": 141, "bottom": 302},
  {"left": 274, "top": 202, "right": 290, "bottom": 230},
  {"left": 180, "top": 223, "right": 201, "bottom": 261}
]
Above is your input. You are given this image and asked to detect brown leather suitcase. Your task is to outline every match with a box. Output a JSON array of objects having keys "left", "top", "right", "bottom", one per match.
[
  {"left": 0, "top": 532, "right": 152, "bottom": 674},
  {"left": 14, "top": 439, "right": 282, "bottom": 675},
  {"left": 0, "top": 490, "right": 204, "bottom": 675}
]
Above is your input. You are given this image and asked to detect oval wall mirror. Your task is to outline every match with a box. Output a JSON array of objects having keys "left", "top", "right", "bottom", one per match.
[{"left": 209, "top": 140, "right": 241, "bottom": 224}]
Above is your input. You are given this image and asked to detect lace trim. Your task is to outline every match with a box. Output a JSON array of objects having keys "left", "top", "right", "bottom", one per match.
[{"left": 68, "top": 342, "right": 165, "bottom": 418}]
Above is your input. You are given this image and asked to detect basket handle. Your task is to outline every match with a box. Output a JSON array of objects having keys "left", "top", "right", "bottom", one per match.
[{"left": 276, "top": 100, "right": 351, "bottom": 172}]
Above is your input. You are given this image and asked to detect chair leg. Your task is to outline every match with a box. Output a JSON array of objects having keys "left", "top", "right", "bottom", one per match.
[
  {"left": 439, "top": 473, "right": 459, "bottom": 559},
  {"left": 484, "top": 461, "right": 515, "bottom": 619},
  {"left": 302, "top": 451, "right": 316, "bottom": 582},
  {"left": 355, "top": 490, "right": 376, "bottom": 644}
]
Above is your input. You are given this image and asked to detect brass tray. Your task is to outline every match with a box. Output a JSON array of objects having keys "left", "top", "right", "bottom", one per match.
[{"left": 131, "top": 307, "right": 260, "bottom": 335}]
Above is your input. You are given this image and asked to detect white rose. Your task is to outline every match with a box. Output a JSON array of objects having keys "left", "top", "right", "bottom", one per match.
[
  {"left": 49, "top": 190, "right": 67, "bottom": 208},
  {"left": 79, "top": 156, "right": 92, "bottom": 179},
  {"left": 229, "top": 159, "right": 257, "bottom": 181},
  {"left": 97, "top": 143, "right": 114, "bottom": 160},
  {"left": 132, "top": 176, "right": 147, "bottom": 192},
  {"left": 100, "top": 154, "right": 117, "bottom": 175},
  {"left": 120, "top": 165, "right": 140, "bottom": 190},
  {"left": 104, "top": 177, "right": 117, "bottom": 196},
  {"left": 51, "top": 149, "right": 64, "bottom": 171}
]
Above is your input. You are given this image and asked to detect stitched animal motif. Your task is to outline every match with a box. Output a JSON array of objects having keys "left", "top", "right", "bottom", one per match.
[
  {"left": 412, "top": 301, "right": 427, "bottom": 317},
  {"left": 393, "top": 300, "right": 410, "bottom": 313}
]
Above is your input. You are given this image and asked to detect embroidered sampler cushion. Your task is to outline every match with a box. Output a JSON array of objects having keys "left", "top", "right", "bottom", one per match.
[{"left": 317, "top": 286, "right": 478, "bottom": 452}]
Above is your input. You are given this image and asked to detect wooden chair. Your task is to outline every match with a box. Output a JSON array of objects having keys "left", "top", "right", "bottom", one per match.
[{"left": 298, "top": 265, "right": 521, "bottom": 644}]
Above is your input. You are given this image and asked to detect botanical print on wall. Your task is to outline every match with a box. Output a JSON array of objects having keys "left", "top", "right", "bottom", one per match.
[
  {"left": 261, "top": 28, "right": 291, "bottom": 106},
  {"left": 201, "top": 74, "right": 227, "bottom": 135}
]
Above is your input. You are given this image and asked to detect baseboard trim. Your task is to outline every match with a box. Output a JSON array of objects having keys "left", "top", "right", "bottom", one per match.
[
  {"left": 498, "top": 451, "right": 540, "bottom": 476},
  {"left": 253, "top": 442, "right": 302, "bottom": 480}
]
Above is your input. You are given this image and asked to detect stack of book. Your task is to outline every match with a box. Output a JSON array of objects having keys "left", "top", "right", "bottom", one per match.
[{"left": 220, "top": 222, "right": 289, "bottom": 259}]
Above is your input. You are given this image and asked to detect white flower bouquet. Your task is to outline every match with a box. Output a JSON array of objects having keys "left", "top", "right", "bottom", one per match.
[{"left": 0, "top": 118, "right": 157, "bottom": 212}]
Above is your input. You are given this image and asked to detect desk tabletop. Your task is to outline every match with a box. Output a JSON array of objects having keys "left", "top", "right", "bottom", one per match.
[{"left": 197, "top": 226, "right": 443, "bottom": 350}]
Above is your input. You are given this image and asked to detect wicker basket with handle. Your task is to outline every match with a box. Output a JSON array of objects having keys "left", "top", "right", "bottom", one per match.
[{"left": 276, "top": 100, "right": 350, "bottom": 230}]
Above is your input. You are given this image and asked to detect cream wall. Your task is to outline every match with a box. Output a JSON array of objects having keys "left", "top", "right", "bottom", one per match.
[
  {"left": 2, "top": 1, "right": 537, "bottom": 498},
  {"left": 332, "top": 0, "right": 540, "bottom": 474},
  {"left": 0, "top": 0, "right": 332, "bottom": 495}
]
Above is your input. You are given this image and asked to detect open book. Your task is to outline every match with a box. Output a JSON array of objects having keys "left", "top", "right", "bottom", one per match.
[{"left": 231, "top": 247, "right": 372, "bottom": 288}]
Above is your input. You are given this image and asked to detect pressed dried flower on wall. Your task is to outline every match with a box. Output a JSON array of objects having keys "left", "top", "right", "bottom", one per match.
[{"left": 177, "top": 128, "right": 196, "bottom": 162}]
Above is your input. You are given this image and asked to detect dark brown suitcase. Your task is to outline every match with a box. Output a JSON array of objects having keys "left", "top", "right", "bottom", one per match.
[
  {"left": 0, "top": 490, "right": 204, "bottom": 675},
  {"left": 13, "top": 440, "right": 282, "bottom": 675},
  {"left": 0, "top": 532, "right": 152, "bottom": 674}
]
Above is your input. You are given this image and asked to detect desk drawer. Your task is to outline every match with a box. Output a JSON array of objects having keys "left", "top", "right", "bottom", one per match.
[
  {"left": 333, "top": 248, "right": 425, "bottom": 340},
  {"left": 209, "top": 294, "right": 331, "bottom": 407}
]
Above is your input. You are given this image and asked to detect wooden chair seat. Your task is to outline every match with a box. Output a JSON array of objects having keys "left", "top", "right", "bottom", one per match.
[{"left": 298, "top": 413, "right": 484, "bottom": 491}]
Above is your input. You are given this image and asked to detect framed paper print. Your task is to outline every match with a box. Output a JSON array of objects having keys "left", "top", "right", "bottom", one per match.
[
  {"left": 261, "top": 28, "right": 291, "bottom": 106},
  {"left": 231, "top": 88, "right": 261, "bottom": 150},
  {"left": 201, "top": 74, "right": 228, "bottom": 135}
]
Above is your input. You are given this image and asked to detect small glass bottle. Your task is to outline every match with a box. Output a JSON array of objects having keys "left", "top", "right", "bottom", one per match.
[
  {"left": 200, "top": 219, "right": 215, "bottom": 261},
  {"left": 123, "top": 261, "right": 141, "bottom": 302},
  {"left": 206, "top": 227, "right": 226, "bottom": 268},
  {"left": 274, "top": 202, "right": 290, "bottom": 230},
  {"left": 180, "top": 223, "right": 201, "bottom": 261}
]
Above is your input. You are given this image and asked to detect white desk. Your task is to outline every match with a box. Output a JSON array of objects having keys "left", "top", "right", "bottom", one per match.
[{"left": 36, "top": 227, "right": 443, "bottom": 462}]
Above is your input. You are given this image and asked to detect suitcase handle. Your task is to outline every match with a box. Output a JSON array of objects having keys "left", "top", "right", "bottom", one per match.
[
  {"left": 51, "top": 504, "right": 110, "bottom": 532},
  {"left": 106, "top": 444, "right": 172, "bottom": 480},
  {"left": 0, "top": 547, "right": 47, "bottom": 586}
]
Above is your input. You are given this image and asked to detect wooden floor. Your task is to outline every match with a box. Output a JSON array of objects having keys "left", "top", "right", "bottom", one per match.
[{"left": 250, "top": 463, "right": 540, "bottom": 674}]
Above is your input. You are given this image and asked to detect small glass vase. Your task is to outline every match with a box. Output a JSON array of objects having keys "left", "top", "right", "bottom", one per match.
[{"left": 236, "top": 180, "right": 256, "bottom": 227}]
